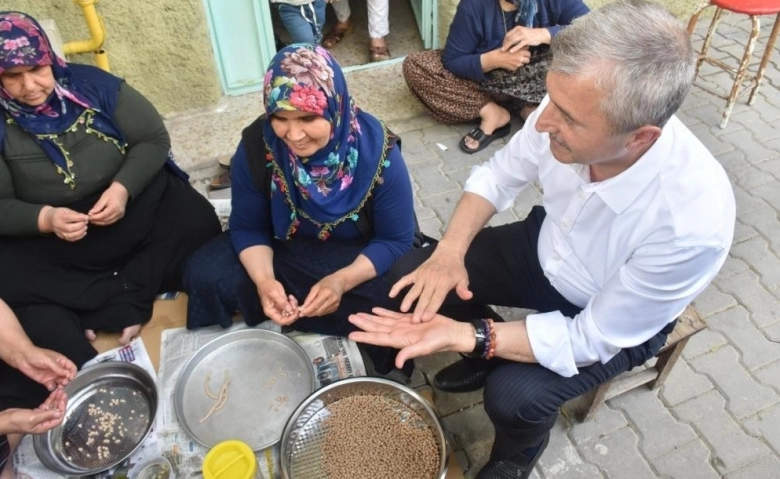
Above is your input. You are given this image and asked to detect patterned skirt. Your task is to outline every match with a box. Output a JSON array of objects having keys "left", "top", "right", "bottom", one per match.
[{"left": 402, "top": 46, "right": 551, "bottom": 124}]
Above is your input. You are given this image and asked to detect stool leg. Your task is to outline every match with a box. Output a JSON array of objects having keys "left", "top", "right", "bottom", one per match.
[
  {"left": 748, "top": 13, "right": 780, "bottom": 105},
  {"left": 720, "top": 15, "right": 760, "bottom": 128},
  {"left": 687, "top": 2, "right": 715, "bottom": 79},
  {"left": 697, "top": 7, "right": 724, "bottom": 79}
]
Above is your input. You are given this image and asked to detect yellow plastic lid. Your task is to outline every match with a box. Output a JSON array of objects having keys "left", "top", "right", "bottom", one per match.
[{"left": 203, "top": 440, "right": 257, "bottom": 479}]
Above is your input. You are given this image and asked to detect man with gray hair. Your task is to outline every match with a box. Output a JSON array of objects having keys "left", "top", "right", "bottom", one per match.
[{"left": 347, "top": 1, "right": 736, "bottom": 477}]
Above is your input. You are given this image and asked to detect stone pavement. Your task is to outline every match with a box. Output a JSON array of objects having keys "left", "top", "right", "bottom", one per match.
[{"left": 171, "top": 11, "right": 780, "bottom": 479}]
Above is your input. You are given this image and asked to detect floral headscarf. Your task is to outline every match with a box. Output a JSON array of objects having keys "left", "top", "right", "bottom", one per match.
[
  {"left": 263, "top": 44, "right": 389, "bottom": 240},
  {"left": 0, "top": 11, "right": 125, "bottom": 188},
  {"left": 509, "top": 0, "right": 538, "bottom": 27}
]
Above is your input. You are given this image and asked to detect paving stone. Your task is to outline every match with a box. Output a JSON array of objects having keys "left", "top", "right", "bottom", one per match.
[
  {"left": 652, "top": 439, "right": 722, "bottom": 479},
  {"left": 731, "top": 111, "right": 780, "bottom": 142},
  {"left": 754, "top": 360, "right": 780, "bottom": 392},
  {"left": 411, "top": 163, "right": 461, "bottom": 198},
  {"left": 419, "top": 124, "right": 463, "bottom": 143},
  {"left": 690, "top": 345, "right": 779, "bottom": 418},
  {"left": 715, "top": 149, "right": 751, "bottom": 173},
  {"left": 567, "top": 404, "right": 627, "bottom": 446},
  {"left": 673, "top": 390, "right": 769, "bottom": 474},
  {"left": 538, "top": 419, "right": 604, "bottom": 478},
  {"left": 715, "top": 270, "right": 780, "bottom": 329},
  {"left": 487, "top": 208, "right": 519, "bottom": 227},
  {"left": 764, "top": 321, "right": 780, "bottom": 342},
  {"left": 418, "top": 217, "right": 443, "bottom": 239},
  {"left": 688, "top": 121, "right": 737, "bottom": 155},
  {"left": 731, "top": 165, "right": 777, "bottom": 190},
  {"left": 681, "top": 329, "right": 729, "bottom": 361},
  {"left": 423, "top": 192, "right": 460, "bottom": 225},
  {"left": 731, "top": 183, "right": 769, "bottom": 215},
  {"left": 728, "top": 239, "right": 780, "bottom": 290},
  {"left": 608, "top": 388, "right": 698, "bottom": 460},
  {"left": 578, "top": 426, "right": 656, "bottom": 479},
  {"left": 703, "top": 305, "right": 780, "bottom": 368},
  {"left": 731, "top": 222, "right": 759, "bottom": 246},
  {"left": 751, "top": 181, "right": 780, "bottom": 213},
  {"left": 724, "top": 454, "right": 780, "bottom": 479},
  {"left": 416, "top": 352, "right": 486, "bottom": 418},
  {"left": 436, "top": 137, "right": 488, "bottom": 173},
  {"left": 510, "top": 186, "right": 544, "bottom": 219},
  {"left": 660, "top": 358, "right": 715, "bottom": 407},
  {"left": 445, "top": 167, "right": 475, "bottom": 188},
  {"left": 743, "top": 402, "right": 780, "bottom": 458},
  {"left": 693, "top": 285, "right": 738, "bottom": 319},
  {"left": 738, "top": 206, "right": 780, "bottom": 250},
  {"left": 719, "top": 130, "right": 778, "bottom": 165},
  {"left": 439, "top": 403, "right": 493, "bottom": 478}
]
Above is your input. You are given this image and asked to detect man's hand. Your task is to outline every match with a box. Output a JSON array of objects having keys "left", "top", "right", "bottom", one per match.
[
  {"left": 348, "top": 308, "right": 475, "bottom": 369},
  {"left": 13, "top": 347, "right": 77, "bottom": 391},
  {"left": 39, "top": 206, "right": 89, "bottom": 241},
  {"left": 389, "top": 247, "right": 473, "bottom": 323},
  {"left": 88, "top": 181, "right": 129, "bottom": 226},
  {"left": 256, "top": 278, "right": 299, "bottom": 326},
  {"left": 0, "top": 389, "right": 67, "bottom": 435},
  {"left": 502, "top": 26, "right": 552, "bottom": 52},
  {"left": 299, "top": 274, "right": 347, "bottom": 318}
]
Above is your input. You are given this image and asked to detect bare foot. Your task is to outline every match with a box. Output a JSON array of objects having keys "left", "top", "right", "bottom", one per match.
[
  {"left": 119, "top": 324, "right": 142, "bottom": 345},
  {"left": 84, "top": 329, "right": 97, "bottom": 342},
  {"left": 463, "top": 102, "right": 511, "bottom": 151}
]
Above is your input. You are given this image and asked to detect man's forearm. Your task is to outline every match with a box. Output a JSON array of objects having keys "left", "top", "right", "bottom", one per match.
[{"left": 438, "top": 192, "right": 497, "bottom": 256}]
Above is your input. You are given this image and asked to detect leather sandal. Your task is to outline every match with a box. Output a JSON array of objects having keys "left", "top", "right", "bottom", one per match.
[
  {"left": 208, "top": 170, "right": 231, "bottom": 191},
  {"left": 322, "top": 21, "right": 353, "bottom": 49},
  {"left": 369, "top": 45, "right": 392, "bottom": 62},
  {"left": 459, "top": 122, "right": 512, "bottom": 154}
]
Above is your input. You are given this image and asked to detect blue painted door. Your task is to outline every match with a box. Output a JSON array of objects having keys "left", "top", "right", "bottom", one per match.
[{"left": 203, "top": 0, "right": 276, "bottom": 95}]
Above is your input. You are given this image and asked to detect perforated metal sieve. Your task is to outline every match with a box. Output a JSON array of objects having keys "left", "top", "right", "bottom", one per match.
[
  {"left": 34, "top": 362, "right": 158, "bottom": 476},
  {"left": 280, "top": 377, "right": 448, "bottom": 479}
]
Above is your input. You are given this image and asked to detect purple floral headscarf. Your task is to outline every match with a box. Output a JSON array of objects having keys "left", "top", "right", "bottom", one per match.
[
  {"left": 0, "top": 11, "right": 126, "bottom": 188},
  {"left": 262, "top": 44, "right": 388, "bottom": 239}
]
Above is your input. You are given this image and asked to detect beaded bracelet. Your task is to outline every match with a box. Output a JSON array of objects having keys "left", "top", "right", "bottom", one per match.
[{"left": 467, "top": 318, "right": 497, "bottom": 359}]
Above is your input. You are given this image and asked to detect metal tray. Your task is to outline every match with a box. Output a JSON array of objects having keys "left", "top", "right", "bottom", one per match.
[
  {"left": 174, "top": 328, "right": 315, "bottom": 451},
  {"left": 33, "top": 362, "right": 158, "bottom": 476}
]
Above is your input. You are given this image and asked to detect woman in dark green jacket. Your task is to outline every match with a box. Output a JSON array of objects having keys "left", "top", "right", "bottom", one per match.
[{"left": 0, "top": 12, "right": 220, "bottom": 365}]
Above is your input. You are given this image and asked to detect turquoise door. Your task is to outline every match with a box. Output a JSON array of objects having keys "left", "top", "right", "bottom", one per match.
[
  {"left": 204, "top": 0, "right": 438, "bottom": 95},
  {"left": 203, "top": 0, "right": 276, "bottom": 95}
]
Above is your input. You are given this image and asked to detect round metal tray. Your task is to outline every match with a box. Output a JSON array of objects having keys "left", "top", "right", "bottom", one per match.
[
  {"left": 33, "top": 362, "right": 158, "bottom": 476},
  {"left": 174, "top": 328, "right": 315, "bottom": 451}
]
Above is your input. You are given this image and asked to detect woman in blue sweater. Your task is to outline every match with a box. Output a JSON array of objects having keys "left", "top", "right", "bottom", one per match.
[
  {"left": 184, "top": 44, "right": 416, "bottom": 373},
  {"left": 403, "top": 0, "right": 589, "bottom": 154}
]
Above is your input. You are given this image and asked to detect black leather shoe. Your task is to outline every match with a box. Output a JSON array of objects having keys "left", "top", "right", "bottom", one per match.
[
  {"left": 434, "top": 356, "right": 490, "bottom": 393},
  {"left": 477, "top": 433, "right": 550, "bottom": 479}
]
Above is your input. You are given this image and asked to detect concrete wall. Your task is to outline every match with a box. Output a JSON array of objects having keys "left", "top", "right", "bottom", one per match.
[
  {"left": 11, "top": 0, "right": 222, "bottom": 115},
  {"left": 437, "top": 0, "right": 705, "bottom": 47}
]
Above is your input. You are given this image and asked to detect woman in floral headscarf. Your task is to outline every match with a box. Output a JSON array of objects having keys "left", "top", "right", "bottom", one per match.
[
  {"left": 402, "top": 0, "right": 589, "bottom": 154},
  {"left": 184, "top": 44, "right": 417, "bottom": 374},
  {"left": 0, "top": 12, "right": 221, "bottom": 365}
]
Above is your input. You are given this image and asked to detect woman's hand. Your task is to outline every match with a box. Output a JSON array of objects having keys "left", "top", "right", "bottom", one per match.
[
  {"left": 348, "top": 308, "right": 476, "bottom": 369},
  {"left": 299, "top": 274, "right": 347, "bottom": 318},
  {"left": 0, "top": 389, "right": 67, "bottom": 435},
  {"left": 12, "top": 346, "right": 77, "bottom": 391},
  {"left": 88, "top": 181, "right": 129, "bottom": 226},
  {"left": 502, "top": 26, "right": 552, "bottom": 52},
  {"left": 256, "top": 278, "right": 299, "bottom": 326},
  {"left": 38, "top": 206, "right": 89, "bottom": 241},
  {"left": 483, "top": 48, "right": 532, "bottom": 72}
]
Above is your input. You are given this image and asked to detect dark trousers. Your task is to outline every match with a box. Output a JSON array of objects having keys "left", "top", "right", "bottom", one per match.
[
  {"left": 183, "top": 232, "right": 401, "bottom": 373},
  {"left": 388, "top": 207, "right": 672, "bottom": 458}
]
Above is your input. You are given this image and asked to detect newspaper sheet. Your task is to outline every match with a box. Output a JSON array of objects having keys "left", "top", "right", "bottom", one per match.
[
  {"left": 155, "top": 321, "right": 367, "bottom": 479},
  {"left": 13, "top": 338, "right": 163, "bottom": 479}
]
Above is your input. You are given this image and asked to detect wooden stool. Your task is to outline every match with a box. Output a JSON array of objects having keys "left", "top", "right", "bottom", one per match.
[
  {"left": 564, "top": 305, "right": 707, "bottom": 422},
  {"left": 686, "top": 0, "right": 780, "bottom": 128}
]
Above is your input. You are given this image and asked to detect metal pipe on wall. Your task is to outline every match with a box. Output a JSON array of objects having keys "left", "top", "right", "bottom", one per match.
[{"left": 62, "top": 0, "right": 110, "bottom": 71}]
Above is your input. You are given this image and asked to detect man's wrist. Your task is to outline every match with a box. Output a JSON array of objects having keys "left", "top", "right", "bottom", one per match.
[{"left": 456, "top": 321, "right": 478, "bottom": 354}]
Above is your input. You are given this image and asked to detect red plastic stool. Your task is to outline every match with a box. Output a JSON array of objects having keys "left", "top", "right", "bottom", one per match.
[{"left": 687, "top": 0, "right": 780, "bottom": 128}]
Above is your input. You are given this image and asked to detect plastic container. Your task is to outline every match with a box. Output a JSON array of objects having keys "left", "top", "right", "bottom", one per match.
[{"left": 203, "top": 440, "right": 258, "bottom": 479}]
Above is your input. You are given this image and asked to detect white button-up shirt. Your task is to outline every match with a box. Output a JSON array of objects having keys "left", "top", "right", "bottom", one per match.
[{"left": 464, "top": 97, "right": 735, "bottom": 377}]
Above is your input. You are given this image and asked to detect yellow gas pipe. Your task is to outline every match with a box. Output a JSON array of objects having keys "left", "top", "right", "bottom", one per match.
[{"left": 62, "top": 0, "right": 110, "bottom": 71}]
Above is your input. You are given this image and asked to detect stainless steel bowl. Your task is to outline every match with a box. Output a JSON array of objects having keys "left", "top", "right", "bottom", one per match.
[
  {"left": 280, "top": 377, "right": 448, "bottom": 479},
  {"left": 33, "top": 361, "right": 158, "bottom": 476}
]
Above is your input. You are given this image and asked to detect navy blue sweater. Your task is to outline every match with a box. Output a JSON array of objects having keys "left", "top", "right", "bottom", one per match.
[{"left": 442, "top": 0, "right": 590, "bottom": 82}]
